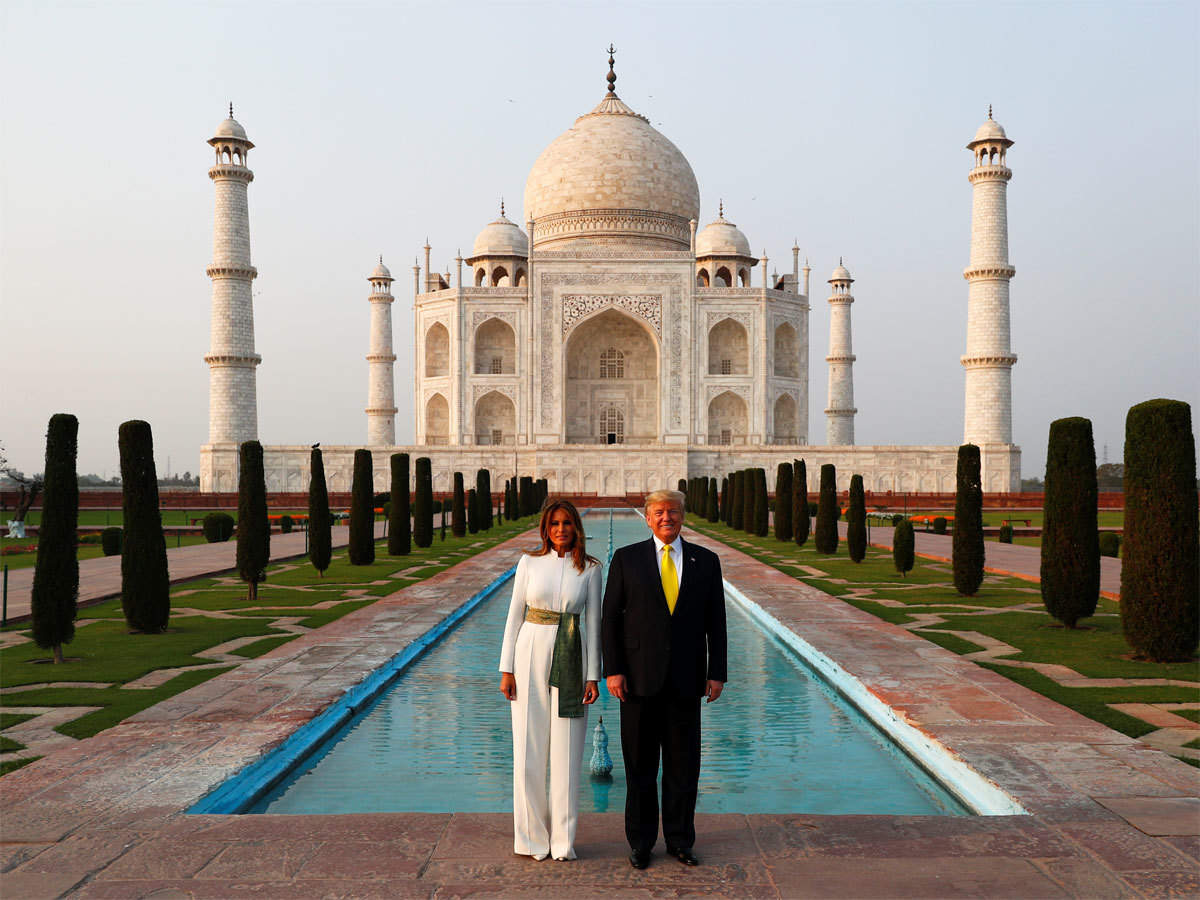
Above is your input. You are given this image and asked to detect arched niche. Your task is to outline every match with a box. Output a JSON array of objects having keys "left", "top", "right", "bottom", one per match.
[
  {"left": 773, "top": 393, "right": 797, "bottom": 443},
  {"left": 708, "top": 318, "right": 749, "bottom": 375},
  {"left": 774, "top": 322, "right": 799, "bottom": 377},
  {"left": 491, "top": 266, "right": 509, "bottom": 287},
  {"left": 707, "top": 391, "right": 747, "bottom": 445},
  {"left": 474, "top": 390, "right": 515, "bottom": 445},
  {"left": 475, "top": 267, "right": 486, "bottom": 286},
  {"left": 426, "top": 393, "right": 449, "bottom": 444},
  {"left": 474, "top": 317, "right": 516, "bottom": 374},
  {"left": 696, "top": 268, "right": 710, "bottom": 287},
  {"left": 715, "top": 266, "right": 732, "bottom": 287},
  {"left": 564, "top": 308, "right": 659, "bottom": 444},
  {"left": 425, "top": 322, "right": 450, "bottom": 377}
]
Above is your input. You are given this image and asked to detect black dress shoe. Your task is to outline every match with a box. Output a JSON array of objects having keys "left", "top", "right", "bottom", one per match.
[
  {"left": 629, "top": 849, "right": 651, "bottom": 869},
  {"left": 666, "top": 846, "right": 699, "bottom": 866}
]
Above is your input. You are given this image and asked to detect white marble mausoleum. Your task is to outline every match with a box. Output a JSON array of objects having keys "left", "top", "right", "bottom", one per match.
[{"left": 200, "top": 58, "right": 1021, "bottom": 496}]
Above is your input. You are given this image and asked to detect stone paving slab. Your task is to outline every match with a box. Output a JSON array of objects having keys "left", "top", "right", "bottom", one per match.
[{"left": 1, "top": 523, "right": 1196, "bottom": 898}]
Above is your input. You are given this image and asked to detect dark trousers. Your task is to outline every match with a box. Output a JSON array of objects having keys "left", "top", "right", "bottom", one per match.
[{"left": 619, "top": 688, "right": 702, "bottom": 852}]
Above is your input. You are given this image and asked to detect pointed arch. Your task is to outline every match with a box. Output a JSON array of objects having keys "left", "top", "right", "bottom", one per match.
[
  {"left": 696, "top": 268, "right": 710, "bottom": 287},
  {"left": 424, "top": 322, "right": 449, "bottom": 377},
  {"left": 491, "top": 266, "right": 509, "bottom": 287},
  {"left": 715, "top": 266, "right": 732, "bottom": 287},
  {"left": 474, "top": 317, "right": 516, "bottom": 374},
  {"left": 708, "top": 317, "right": 749, "bottom": 374},
  {"left": 425, "top": 393, "right": 449, "bottom": 444},
  {"left": 564, "top": 308, "right": 659, "bottom": 444},
  {"left": 707, "top": 391, "right": 747, "bottom": 445},
  {"left": 774, "top": 322, "right": 799, "bottom": 377},
  {"left": 474, "top": 390, "right": 515, "bottom": 445},
  {"left": 773, "top": 393, "right": 797, "bottom": 443}
]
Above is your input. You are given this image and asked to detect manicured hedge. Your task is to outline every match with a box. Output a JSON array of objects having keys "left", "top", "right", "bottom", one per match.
[
  {"left": 1040, "top": 417, "right": 1100, "bottom": 628},
  {"left": 119, "top": 420, "right": 170, "bottom": 632},
  {"left": 814, "top": 464, "right": 838, "bottom": 554},
  {"left": 31, "top": 413, "right": 79, "bottom": 662},
  {"left": 237, "top": 440, "right": 271, "bottom": 600},
  {"left": 348, "top": 449, "right": 375, "bottom": 565},
  {"left": 308, "top": 448, "right": 332, "bottom": 575},
  {"left": 952, "top": 444, "right": 984, "bottom": 597},
  {"left": 847, "top": 474, "right": 866, "bottom": 563}
]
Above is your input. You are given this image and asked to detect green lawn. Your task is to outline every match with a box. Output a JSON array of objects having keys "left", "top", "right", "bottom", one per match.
[
  {"left": 0, "top": 515, "right": 533, "bottom": 769},
  {"left": 687, "top": 518, "right": 1198, "bottom": 762}
]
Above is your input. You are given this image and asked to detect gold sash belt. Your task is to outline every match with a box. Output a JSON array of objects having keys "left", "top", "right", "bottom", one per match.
[{"left": 524, "top": 606, "right": 562, "bottom": 625}]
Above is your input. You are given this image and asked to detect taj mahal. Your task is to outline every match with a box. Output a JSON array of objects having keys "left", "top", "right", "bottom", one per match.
[{"left": 199, "top": 54, "right": 1021, "bottom": 496}]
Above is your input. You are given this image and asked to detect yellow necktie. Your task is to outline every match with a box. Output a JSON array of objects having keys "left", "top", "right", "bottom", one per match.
[{"left": 661, "top": 545, "right": 679, "bottom": 614}]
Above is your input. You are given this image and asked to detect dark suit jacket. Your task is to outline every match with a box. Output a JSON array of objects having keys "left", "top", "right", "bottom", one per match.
[{"left": 601, "top": 537, "right": 727, "bottom": 697}]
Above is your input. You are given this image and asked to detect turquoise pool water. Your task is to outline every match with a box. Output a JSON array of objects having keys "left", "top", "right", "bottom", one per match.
[{"left": 246, "top": 513, "right": 967, "bottom": 816}]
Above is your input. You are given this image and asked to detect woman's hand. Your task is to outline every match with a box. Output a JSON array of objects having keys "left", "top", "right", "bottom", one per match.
[
  {"left": 500, "top": 672, "right": 517, "bottom": 701},
  {"left": 583, "top": 680, "right": 599, "bottom": 705}
]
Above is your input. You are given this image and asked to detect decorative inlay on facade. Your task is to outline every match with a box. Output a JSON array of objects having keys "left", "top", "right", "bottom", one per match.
[
  {"left": 208, "top": 165, "right": 254, "bottom": 182},
  {"left": 472, "top": 383, "right": 517, "bottom": 403},
  {"left": 471, "top": 310, "right": 518, "bottom": 330},
  {"left": 670, "top": 287, "right": 682, "bottom": 427},
  {"left": 706, "top": 311, "right": 754, "bottom": 332},
  {"left": 534, "top": 250, "right": 693, "bottom": 260},
  {"left": 705, "top": 383, "right": 750, "bottom": 403},
  {"left": 533, "top": 209, "right": 690, "bottom": 249},
  {"left": 561, "top": 294, "right": 662, "bottom": 337},
  {"left": 968, "top": 167, "right": 1012, "bottom": 184}
]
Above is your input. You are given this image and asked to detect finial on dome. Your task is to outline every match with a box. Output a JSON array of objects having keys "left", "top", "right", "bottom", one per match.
[
  {"left": 839, "top": 256, "right": 843, "bottom": 265},
  {"left": 606, "top": 44, "right": 617, "bottom": 95},
  {"left": 229, "top": 102, "right": 233, "bottom": 118},
  {"left": 718, "top": 199, "right": 724, "bottom": 219},
  {"left": 500, "top": 198, "right": 505, "bottom": 217},
  {"left": 988, "top": 104, "right": 993, "bottom": 120}
]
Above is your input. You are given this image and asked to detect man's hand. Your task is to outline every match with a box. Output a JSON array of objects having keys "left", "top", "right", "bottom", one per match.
[
  {"left": 705, "top": 680, "right": 724, "bottom": 703},
  {"left": 500, "top": 672, "right": 517, "bottom": 701},
  {"left": 606, "top": 674, "right": 628, "bottom": 701}
]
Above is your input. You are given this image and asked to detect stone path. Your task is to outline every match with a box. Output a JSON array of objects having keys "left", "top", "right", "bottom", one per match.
[
  {"left": 1, "top": 526, "right": 1196, "bottom": 898},
  {"left": 1, "top": 523, "right": 384, "bottom": 624}
]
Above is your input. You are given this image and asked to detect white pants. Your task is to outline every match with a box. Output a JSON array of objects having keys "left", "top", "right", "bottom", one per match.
[{"left": 510, "top": 621, "right": 588, "bottom": 859}]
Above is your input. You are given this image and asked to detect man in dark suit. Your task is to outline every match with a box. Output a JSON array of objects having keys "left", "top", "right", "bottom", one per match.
[{"left": 602, "top": 489, "right": 727, "bottom": 869}]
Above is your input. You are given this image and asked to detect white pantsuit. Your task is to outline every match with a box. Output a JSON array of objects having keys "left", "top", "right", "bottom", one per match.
[{"left": 499, "top": 552, "right": 602, "bottom": 860}]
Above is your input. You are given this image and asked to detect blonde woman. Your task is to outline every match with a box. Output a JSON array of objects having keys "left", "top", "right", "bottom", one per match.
[{"left": 499, "top": 499, "right": 601, "bottom": 860}]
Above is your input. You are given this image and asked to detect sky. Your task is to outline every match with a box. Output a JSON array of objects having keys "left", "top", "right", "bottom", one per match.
[{"left": 2, "top": 0, "right": 1197, "bottom": 481}]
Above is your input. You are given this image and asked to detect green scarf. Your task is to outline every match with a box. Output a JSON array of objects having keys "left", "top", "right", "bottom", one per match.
[{"left": 547, "top": 610, "right": 584, "bottom": 718}]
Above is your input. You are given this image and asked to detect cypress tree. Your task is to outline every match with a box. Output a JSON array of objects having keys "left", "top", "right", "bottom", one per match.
[
  {"left": 467, "top": 488, "right": 479, "bottom": 534},
  {"left": 506, "top": 478, "right": 516, "bottom": 520},
  {"left": 794, "top": 459, "right": 810, "bottom": 547},
  {"left": 753, "top": 469, "right": 770, "bottom": 537},
  {"left": 952, "top": 444, "right": 985, "bottom": 597},
  {"left": 731, "top": 470, "right": 745, "bottom": 530},
  {"left": 236, "top": 440, "right": 270, "bottom": 602},
  {"left": 518, "top": 476, "right": 533, "bottom": 517},
  {"left": 678, "top": 478, "right": 689, "bottom": 511},
  {"left": 309, "top": 448, "right": 332, "bottom": 575},
  {"left": 719, "top": 476, "right": 730, "bottom": 524},
  {"left": 742, "top": 468, "right": 756, "bottom": 534},
  {"left": 451, "top": 472, "right": 467, "bottom": 537},
  {"left": 388, "top": 452, "right": 411, "bottom": 556},
  {"left": 814, "top": 464, "right": 839, "bottom": 554},
  {"left": 847, "top": 474, "right": 867, "bottom": 563},
  {"left": 1041, "top": 417, "right": 1100, "bottom": 628},
  {"left": 774, "top": 463, "right": 794, "bottom": 541},
  {"left": 477, "top": 469, "right": 492, "bottom": 530},
  {"left": 349, "top": 449, "right": 375, "bottom": 565},
  {"left": 893, "top": 518, "right": 915, "bottom": 577},
  {"left": 707, "top": 477, "right": 719, "bottom": 522},
  {"left": 119, "top": 420, "right": 170, "bottom": 632},
  {"left": 1121, "top": 399, "right": 1199, "bottom": 661},
  {"left": 414, "top": 457, "right": 433, "bottom": 547},
  {"left": 31, "top": 413, "right": 79, "bottom": 662}
]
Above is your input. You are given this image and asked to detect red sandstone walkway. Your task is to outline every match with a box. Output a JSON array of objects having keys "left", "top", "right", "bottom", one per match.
[
  {"left": 854, "top": 522, "right": 1123, "bottom": 598},
  {"left": 1, "top": 523, "right": 384, "bottom": 624},
  {"left": 1, "top": 525, "right": 1195, "bottom": 898}
]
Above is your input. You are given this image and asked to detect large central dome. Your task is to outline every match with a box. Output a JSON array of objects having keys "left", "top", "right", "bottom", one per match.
[{"left": 523, "top": 92, "right": 700, "bottom": 251}]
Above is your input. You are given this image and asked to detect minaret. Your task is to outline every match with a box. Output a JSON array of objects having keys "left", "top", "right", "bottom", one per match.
[
  {"left": 366, "top": 257, "right": 397, "bottom": 445},
  {"left": 825, "top": 259, "right": 856, "bottom": 445},
  {"left": 204, "top": 104, "right": 260, "bottom": 448},
  {"left": 962, "top": 107, "right": 1017, "bottom": 445}
]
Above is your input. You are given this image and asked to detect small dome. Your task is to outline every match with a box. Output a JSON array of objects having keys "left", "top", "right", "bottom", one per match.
[
  {"left": 696, "top": 212, "right": 752, "bottom": 258},
  {"left": 968, "top": 110, "right": 1012, "bottom": 149},
  {"left": 370, "top": 258, "right": 392, "bottom": 280},
  {"left": 213, "top": 116, "right": 248, "bottom": 141},
  {"left": 472, "top": 212, "right": 529, "bottom": 258},
  {"left": 829, "top": 262, "right": 853, "bottom": 283}
]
